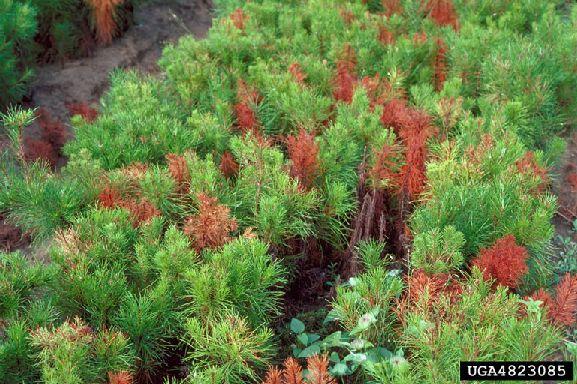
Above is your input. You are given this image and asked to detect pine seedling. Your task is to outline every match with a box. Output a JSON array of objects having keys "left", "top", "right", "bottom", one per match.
[
  {"left": 31, "top": 317, "right": 133, "bottom": 384},
  {"left": 113, "top": 287, "right": 174, "bottom": 382},
  {"left": 411, "top": 226, "right": 465, "bottom": 274},
  {"left": 331, "top": 266, "right": 403, "bottom": 345},
  {"left": 426, "top": 0, "right": 459, "bottom": 30},
  {"left": 0, "top": 1, "right": 36, "bottom": 107},
  {"left": 286, "top": 129, "right": 320, "bottom": 190},
  {"left": 85, "top": 0, "right": 124, "bottom": 44},
  {"left": 184, "top": 237, "right": 285, "bottom": 327},
  {"left": 183, "top": 312, "right": 275, "bottom": 384},
  {"left": 220, "top": 151, "right": 240, "bottom": 179},
  {"left": 530, "top": 273, "right": 577, "bottom": 327},
  {"left": 183, "top": 193, "right": 238, "bottom": 253},
  {"left": 0, "top": 320, "right": 41, "bottom": 382},
  {"left": 472, "top": 235, "right": 529, "bottom": 290},
  {"left": 0, "top": 106, "right": 36, "bottom": 163}
]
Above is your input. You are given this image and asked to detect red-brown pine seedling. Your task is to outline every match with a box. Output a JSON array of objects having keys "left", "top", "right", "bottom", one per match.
[
  {"left": 286, "top": 129, "right": 320, "bottom": 190},
  {"left": 282, "top": 357, "right": 305, "bottom": 384},
  {"left": 515, "top": 151, "right": 549, "bottom": 193},
  {"left": 307, "top": 354, "right": 336, "bottom": 384},
  {"left": 123, "top": 198, "right": 161, "bottom": 227},
  {"left": 426, "top": 0, "right": 459, "bottom": 30},
  {"left": 380, "top": 98, "right": 409, "bottom": 133},
  {"left": 235, "top": 102, "right": 258, "bottom": 133},
  {"left": 262, "top": 367, "right": 283, "bottom": 384},
  {"left": 288, "top": 62, "right": 307, "bottom": 85},
  {"left": 235, "top": 79, "right": 260, "bottom": 135},
  {"left": 108, "top": 371, "right": 133, "bottom": 384},
  {"left": 378, "top": 25, "right": 395, "bottom": 45},
  {"left": 368, "top": 144, "right": 401, "bottom": 190},
  {"left": 398, "top": 136, "right": 428, "bottom": 200},
  {"left": 397, "top": 108, "right": 432, "bottom": 200},
  {"left": 549, "top": 273, "right": 577, "bottom": 326},
  {"left": 85, "top": 0, "right": 123, "bottom": 44},
  {"left": 230, "top": 8, "right": 248, "bottom": 30},
  {"left": 433, "top": 38, "right": 448, "bottom": 92},
  {"left": 406, "top": 269, "right": 446, "bottom": 306},
  {"left": 183, "top": 193, "right": 238, "bottom": 252},
  {"left": 220, "top": 151, "right": 240, "bottom": 179},
  {"left": 399, "top": 269, "right": 463, "bottom": 323},
  {"left": 166, "top": 153, "right": 190, "bottom": 193},
  {"left": 261, "top": 355, "right": 335, "bottom": 384},
  {"left": 529, "top": 274, "right": 577, "bottom": 327},
  {"left": 67, "top": 102, "right": 99, "bottom": 123},
  {"left": 382, "top": 0, "right": 403, "bottom": 17},
  {"left": 23, "top": 138, "right": 58, "bottom": 167},
  {"left": 97, "top": 184, "right": 161, "bottom": 227},
  {"left": 472, "top": 235, "right": 529, "bottom": 289},
  {"left": 362, "top": 76, "right": 379, "bottom": 105},
  {"left": 97, "top": 186, "right": 122, "bottom": 208},
  {"left": 332, "top": 44, "right": 357, "bottom": 103},
  {"left": 339, "top": 8, "right": 355, "bottom": 25},
  {"left": 333, "top": 64, "right": 356, "bottom": 103},
  {"left": 379, "top": 99, "right": 433, "bottom": 200}
]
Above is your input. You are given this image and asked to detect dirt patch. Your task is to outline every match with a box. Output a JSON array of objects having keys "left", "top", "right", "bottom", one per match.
[
  {"left": 552, "top": 133, "right": 577, "bottom": 238},
  {"left": 0, "top": 215, "right": 31, "bottom": 253},
  {"left": 26, "top": 0, "right": 213, "bottom": 123},
  {"left": 550, "top": 131, "right": 577, "bottom": 287}
]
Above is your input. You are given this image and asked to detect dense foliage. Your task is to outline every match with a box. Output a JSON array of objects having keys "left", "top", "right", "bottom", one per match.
[{"left": 1, "top": 0, "right": 577, "bottom": 383}]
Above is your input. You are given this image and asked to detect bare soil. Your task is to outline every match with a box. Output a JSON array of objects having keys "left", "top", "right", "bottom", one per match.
[
  {"left": 552, "top": 132, "right": 577, "bottom": 277},
  {"left": 0, "top": 214, "right": 30, "bottom": 252},
  {"left": 553, "top": 133, "right": 577, "bottom": 236},
  {"left": 27, "top": 0, "right": 213, "bottom": 123}
]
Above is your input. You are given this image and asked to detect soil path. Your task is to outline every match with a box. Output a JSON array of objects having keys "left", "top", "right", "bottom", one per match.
[
  {"left": 28, "top": 0, "right": 213, "bottom": 123},
  {"left": 1, "top": 0, "right": 213, "bottom": 253},
  {"left": 552, "top": 132, "right": 577, "bottom": 257}
]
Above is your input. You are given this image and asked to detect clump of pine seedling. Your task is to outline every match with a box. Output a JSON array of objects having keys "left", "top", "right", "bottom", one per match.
[
  {"left": 262, "top": 355, "right": 336, "bottom": 384},
  {"left": 1, "top": 0, "right": 577, "bottom": 383}
]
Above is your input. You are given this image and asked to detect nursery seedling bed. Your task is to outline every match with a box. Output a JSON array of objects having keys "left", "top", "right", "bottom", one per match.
[
  {"left": 0, "top": 0, "right": 213, "bottom": 252},
  {"left": 1, "top": 1, "right": 577, "bottom": 383}
]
